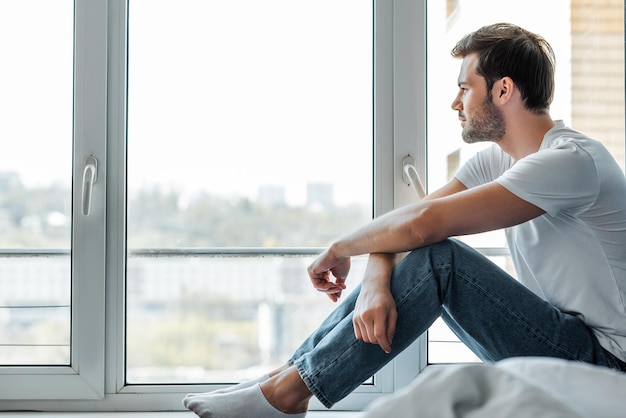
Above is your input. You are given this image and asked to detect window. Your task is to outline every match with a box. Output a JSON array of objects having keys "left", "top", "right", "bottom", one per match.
[
  {"left": 0, "top": 0, "right": 409, "bottom": 411},
  {"left": 426, "top": 0, "right": 625, "bottom": 363},
  {"left": 125, "top": 0, "right": 374, "bottom": 386},
  {"left": 118, "top": 0, "right": 417, "bottom": 411}
]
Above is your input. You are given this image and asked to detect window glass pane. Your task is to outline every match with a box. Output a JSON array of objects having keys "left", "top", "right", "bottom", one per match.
[
  {"left": 0, "top": 2, "right": 73, "bottom": 366},
  {"left": 426, "top": 0, "right": 624, "bottom": 363},
  {"left": 127, "top": 0, "right": 373, "bottom": 383}
]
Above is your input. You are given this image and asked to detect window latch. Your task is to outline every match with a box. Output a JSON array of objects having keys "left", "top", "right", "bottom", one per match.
[
  {"left": 402, "top": 155, "right": 426, "bottom": 199},
  {"left": 82, "top": 155, "right": 98, "bottom": 216}
]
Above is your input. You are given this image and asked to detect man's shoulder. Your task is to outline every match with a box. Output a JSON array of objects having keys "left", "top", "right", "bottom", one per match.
[{"left": 543, "top": 122, "right": 600, "bottom": 151}]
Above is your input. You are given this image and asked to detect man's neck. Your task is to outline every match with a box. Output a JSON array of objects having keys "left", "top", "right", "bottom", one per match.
[{"left": 498, "top": 113, "right": 556, "bottom": 161}]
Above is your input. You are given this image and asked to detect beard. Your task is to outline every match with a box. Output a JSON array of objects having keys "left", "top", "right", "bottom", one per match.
[{"left": 462, "top": 95, "right": 506, "bottom": 144}]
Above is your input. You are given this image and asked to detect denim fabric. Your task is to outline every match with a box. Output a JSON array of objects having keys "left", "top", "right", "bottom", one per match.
[
  {"left": 602, "top": 348, "right": 626, "bottom": 372},
  {"left": 289, "top": 239, "right": 620, "bottom": 409}
]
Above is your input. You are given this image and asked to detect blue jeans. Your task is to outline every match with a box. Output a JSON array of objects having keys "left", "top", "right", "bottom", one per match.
[{"left": 288, "top": 239, "right": 625, "bottom": 409}]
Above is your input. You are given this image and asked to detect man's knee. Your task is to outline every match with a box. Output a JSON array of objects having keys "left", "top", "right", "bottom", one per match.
[
  {"left": 402, "top": 239, "right": 458, "bottom": 263},
  {"left": 396, "top": 239, "right": 482, "bottom": 280}
]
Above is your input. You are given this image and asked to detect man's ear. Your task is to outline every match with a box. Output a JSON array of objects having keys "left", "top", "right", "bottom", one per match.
[{"left": 494, "top": 76, "right": 515, "bottom": 104}]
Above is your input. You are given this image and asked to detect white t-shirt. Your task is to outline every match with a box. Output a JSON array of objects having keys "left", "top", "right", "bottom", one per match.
[{"left": 455, "top": 121, "right": 626, "bottom": 362}]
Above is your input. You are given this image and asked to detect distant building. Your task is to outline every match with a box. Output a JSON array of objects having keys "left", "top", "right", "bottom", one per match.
[
  {"left": 0, "top": 171, "right": 22, "bottom": 193},
  {"left": 257, "top": 185, "right": 285, "bottom": 207},
  {"left": 306, "top": 182, "right": 333, "bottom": 209}
]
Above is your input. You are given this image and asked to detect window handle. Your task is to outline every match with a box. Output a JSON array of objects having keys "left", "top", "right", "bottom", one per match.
[
  {"left": 402, "top": 155, "right": 426, "bottom": 199},
  {"left": 82, "top": 155, "right": 98, "bottom": 216}
]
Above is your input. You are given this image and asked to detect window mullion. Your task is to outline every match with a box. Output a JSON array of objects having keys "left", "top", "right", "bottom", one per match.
[
  {"left": 69, "top": 0, "right": 109, "bottom": 399},
  {"left": 389, "top": 0, "right": 429, "bottom": 389},
  {"left": 104, "top": 0, "right": 128, "bottom": 396}
]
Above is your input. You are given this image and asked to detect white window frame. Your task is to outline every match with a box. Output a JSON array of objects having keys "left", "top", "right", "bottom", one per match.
[
  {"left": 0, "top": 0, "right": 429, "bottom": 411},
  {"left": 0, "top": 0, "right": 108, "bottom": 400}
]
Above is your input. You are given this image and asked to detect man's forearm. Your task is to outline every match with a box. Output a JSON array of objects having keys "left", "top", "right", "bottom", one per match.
[
  {"left": 327, "top": 179, "right": 470, "bottom": 260},
  {"left": 328, "top": 203, "right": 434, "bottom": 259}
]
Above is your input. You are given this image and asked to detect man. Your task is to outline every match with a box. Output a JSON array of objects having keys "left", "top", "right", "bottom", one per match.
[{"left": 184, "top": 23, "right": 626, "bottom": 418}]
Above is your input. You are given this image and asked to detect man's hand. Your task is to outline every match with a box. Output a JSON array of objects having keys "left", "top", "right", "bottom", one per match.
[
  {"left": 307, "top": 248, "right": 350, "bottom": 302},
  {"left": 353, "top": 253, "right": 398, "bottom": 353},
  {"left": 353, "top": 281, "right": 397, "bottom": 353}
]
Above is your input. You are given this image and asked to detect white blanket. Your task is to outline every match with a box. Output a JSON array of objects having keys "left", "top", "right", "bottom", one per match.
[{"left": 361, "top": 357, "right": 626, "bottom": 418}]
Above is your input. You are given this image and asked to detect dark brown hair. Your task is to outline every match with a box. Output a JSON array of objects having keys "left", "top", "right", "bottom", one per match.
[{"left": 451, "top": 23, "right": 556, "bottom": 114}]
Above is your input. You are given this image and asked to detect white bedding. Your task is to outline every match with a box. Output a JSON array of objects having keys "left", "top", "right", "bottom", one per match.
[{"left": 360, "top": 357, "right": 626, "bottom": 417}]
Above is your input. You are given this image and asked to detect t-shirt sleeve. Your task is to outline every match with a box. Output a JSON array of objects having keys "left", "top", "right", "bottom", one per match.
[
  {"left": 496, "top": 142, "right": 600, "bottom": 217},
  {"left": 455, "top": 145, "right": 512, "bottom": 189}
]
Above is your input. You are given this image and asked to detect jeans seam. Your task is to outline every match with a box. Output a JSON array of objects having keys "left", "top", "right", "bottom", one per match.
[
  {"left": 294, "top": 336, "right": 363, "bottom": 409},
  {"left": 294, "top": 358, "right": 332, "bottom": 409},
  {"left": 396, "top": 269, "right": 436, "bottom": 306}
]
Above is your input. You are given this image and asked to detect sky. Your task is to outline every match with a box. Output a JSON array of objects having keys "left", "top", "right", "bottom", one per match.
[
  {"left": 126, "top": 0, "right": 374, "bottom": 207},
  {"left": 1, "top": 1, "right": 74, "bottom": 190}
]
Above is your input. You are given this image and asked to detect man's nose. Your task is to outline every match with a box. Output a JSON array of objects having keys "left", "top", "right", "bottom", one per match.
[{"left": 451, "top": 94, "right": 462, "bottom": 111}]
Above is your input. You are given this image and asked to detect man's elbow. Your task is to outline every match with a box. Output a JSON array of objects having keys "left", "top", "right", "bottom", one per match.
[{"left": 406, "top": 204, "right": 450, "bottom": 248}]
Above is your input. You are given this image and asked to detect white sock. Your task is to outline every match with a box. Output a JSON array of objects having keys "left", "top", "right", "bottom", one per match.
[
  {"left": 183, "top": 383, "right": 307, "bottom": 418},
  {"left": 184, "top": 374, "right": 270, "bottom": 398}
]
